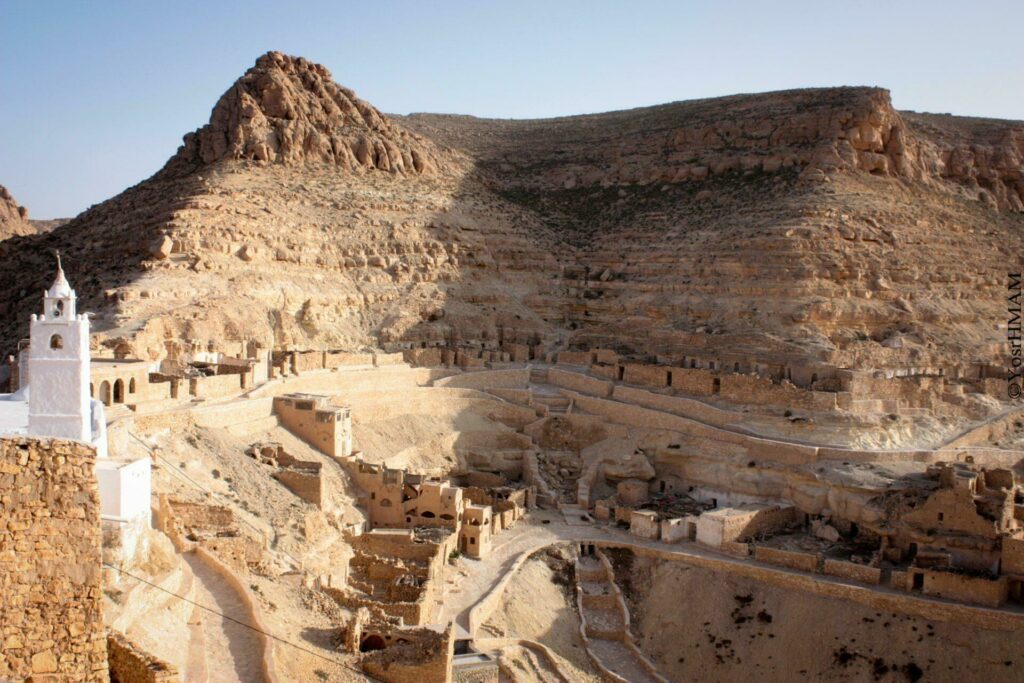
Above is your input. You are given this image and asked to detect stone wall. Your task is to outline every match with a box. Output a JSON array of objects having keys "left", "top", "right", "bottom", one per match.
[
  {"left": 669, "top": 367, "right": 716, "bottom": 396},
  {"left": 548, "top": 368, "right": 613, "bottom": 397},
  {"left": 753, "top": 546, "right": 820, "bottom": 573},
  {"left": 0, "top": 437, "right": 108, "bottom": 681},
  {"left": 918, "top": 569, "right": 1010, "bottom": 608},
  {"left": 719, "top": 374, "right": 838, "bottom": 411},
  {"left": 189, "top": 372, "right": 243, "bottom": 399},
  {"left": 434, "top": 369, "right": 529, "bottom": 390},
  {"left": 361, "top": 623, "right": 454, "bottom": 683},
  {"left": 822, "top": 559, "right": 882, "bottom": 585},
  {"left": 622, "top": 363, "right": 670, "bottom": 387},
  {"left": 107, "top": 631, "right": 179, "bottom": 683}
]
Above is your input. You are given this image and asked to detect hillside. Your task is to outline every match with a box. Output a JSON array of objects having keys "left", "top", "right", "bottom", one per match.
[{"left": 1, "top": 52, "right": 1022, "bottom": 373}]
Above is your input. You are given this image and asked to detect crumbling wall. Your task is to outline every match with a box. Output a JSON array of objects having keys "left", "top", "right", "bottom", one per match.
[
  {"left": 107, "top": 631, "right": 179, "bottom": 683},
  {"left": 719, "top": 374, "right": 837, "bottom": 411},
  {"left": 403, "top": 348, "right": 445, "bottom": 367},
  {"left": 189, "top": 373, "right": 243, "bottom": 399},
  {"left": 273, "top": 469, "right": 323, "bottom": 508},
  {"left": 361, "top": 623, "right": 454, "bottom": 683},
  {"left": 0, "top": 437, "right": 108, "bottom": 681},
  {"left": 669, "top": 367, "right": 716, "bottom": 396}
]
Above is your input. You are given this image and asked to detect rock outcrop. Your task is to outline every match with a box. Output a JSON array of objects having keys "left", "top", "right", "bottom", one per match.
[
  {"left": 166, "top": 51, "right": 450, "bottom": 176},
  {"left": 0, "top": 55, "right": 1022, "bottom": 378},
  {"left": 0, "top": 185, "right": 34, "bottom": 240}
]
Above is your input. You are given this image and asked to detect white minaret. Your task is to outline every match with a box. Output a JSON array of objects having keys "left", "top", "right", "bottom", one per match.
[{"left": 28, "top": 253, "right": 92, "bottom": 442}]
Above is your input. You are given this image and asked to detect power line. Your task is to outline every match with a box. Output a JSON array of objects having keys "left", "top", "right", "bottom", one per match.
[{"left": 103, "top": 561, "right": 366, "bottom": 678}]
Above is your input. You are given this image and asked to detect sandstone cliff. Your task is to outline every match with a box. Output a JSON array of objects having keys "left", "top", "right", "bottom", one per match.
[
  {"left": 0, "top": 54, "right": 1022, "bottom": 376},
  {"left": 0, "top": 185, "right": 34, "bottom": 240},
  {"left": 165, "top": 51, "right": 452, "bottom": 176}
]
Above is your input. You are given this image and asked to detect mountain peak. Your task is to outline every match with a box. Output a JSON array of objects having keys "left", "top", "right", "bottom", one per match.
[{"left": 170, "top": 51, "right": 444, "bottom": 175}]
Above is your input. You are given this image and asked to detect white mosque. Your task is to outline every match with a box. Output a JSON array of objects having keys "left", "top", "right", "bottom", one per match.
[{"left": 0, "top": 255, "right": 151, "bottom": 557}]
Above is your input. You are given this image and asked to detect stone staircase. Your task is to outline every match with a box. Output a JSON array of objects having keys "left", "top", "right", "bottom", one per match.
[{"left": 575, "top": 550, "right": 666, "bottom": 683}]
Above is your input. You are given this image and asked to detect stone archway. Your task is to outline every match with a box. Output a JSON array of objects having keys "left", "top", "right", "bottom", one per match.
[
  {"left": 99, "top": 381, "right": 111, "bottom": 406},
  {"left": 360, "top": 635, "right": 386, "bottom": 652},
  {"left": 113, "top": 379, "right": 124, "bottom": 404}
]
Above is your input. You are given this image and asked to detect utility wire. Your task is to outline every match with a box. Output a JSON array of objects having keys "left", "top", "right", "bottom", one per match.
[{"left": 102, "top": 561, "right": 366, "bottom": 677}]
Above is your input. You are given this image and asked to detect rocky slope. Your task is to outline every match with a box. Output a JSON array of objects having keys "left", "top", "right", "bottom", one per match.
[
  {"left": 0, "top": 185, "right": 34, "bottom": 240},
  {"left": 402, "top": 89, "right": 1024, "bottom": 368},
  {"left": 0, "top": 53, "right": 1022, "bottom": 374}
]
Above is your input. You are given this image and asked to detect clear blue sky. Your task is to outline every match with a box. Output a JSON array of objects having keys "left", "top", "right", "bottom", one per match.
[{"left": 2, "top": 0, "right": 1022, "bottom": 218}]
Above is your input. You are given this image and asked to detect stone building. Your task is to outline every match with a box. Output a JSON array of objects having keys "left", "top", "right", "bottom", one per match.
[{"left": 273, "top": 392, "right": 353, "bottom": 458}]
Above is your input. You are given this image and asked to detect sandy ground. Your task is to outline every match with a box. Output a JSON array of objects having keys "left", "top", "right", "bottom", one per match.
[
  {"left": 184, "top": 553, "right": 267, "bottom": 683},
  {"left": 480, "top": 549, "right": 602, "bottom": 682}
]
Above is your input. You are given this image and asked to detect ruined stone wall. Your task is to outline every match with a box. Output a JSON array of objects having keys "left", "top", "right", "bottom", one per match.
[
  {"left": 361, "top": 624, "right": 454, "bottom": 683},
  {"left": 403, "top": 348, "right": 445, "bottom": 367},
  {"left": 719, "top": 374, "right": 838, "bottom": 411},
  {"left": 0, "top": 437, "right": 108, "bottom": 682},
  {"left": 189, "top": 372, "right": 242, "bottom": 399},
  {"left": 273, "top": 469, "right": 324, "bottom": 508},
  {"left": 107, "top": 631, "right": 179, "bottom": 683},
  {"left": 669, "top": 367, "right": 716, "bottom": 396}
]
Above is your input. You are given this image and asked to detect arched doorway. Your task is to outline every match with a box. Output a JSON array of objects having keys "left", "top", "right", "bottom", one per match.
[
  {"left": 99, "top": 381, "right": 111, "bottom": 406},
  {"left": 113, "top": 379, "right": 124, "bottom": 404},
  {"left": 129, "top": 378, "right": 136, "bottom": 394}
]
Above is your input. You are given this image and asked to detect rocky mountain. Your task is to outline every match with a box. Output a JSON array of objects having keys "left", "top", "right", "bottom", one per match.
[
  {"left": 0, "top": 52, "right": 1021, "bottom": 373},
  {"left": 0, "top": 185, "right": 35, "bottom": 240}
]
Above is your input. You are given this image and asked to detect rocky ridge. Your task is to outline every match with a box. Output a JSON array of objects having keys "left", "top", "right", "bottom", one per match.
[
  {"left": 165, "top": 51, "right": 454, "bottom": 176},
  {"left": 0, "top": 54, "right": 1022, "bottom": 376},
  {"left": 0, "top": 185, "right": 34, "bottom": 240}
]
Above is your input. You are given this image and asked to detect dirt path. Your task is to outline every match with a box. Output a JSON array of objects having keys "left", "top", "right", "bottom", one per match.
[{"left": 183, "top": 553, "right": 267, "bottom": 683}]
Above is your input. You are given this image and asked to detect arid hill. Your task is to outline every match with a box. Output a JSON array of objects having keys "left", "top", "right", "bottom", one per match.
[{"left": 1, "top": 52, "right": 1022, "bottom": 373}]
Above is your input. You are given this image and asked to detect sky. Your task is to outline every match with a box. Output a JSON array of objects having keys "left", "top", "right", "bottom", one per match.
[{"left": 2, "top": 0, "right": 1022, "bottom": 218}]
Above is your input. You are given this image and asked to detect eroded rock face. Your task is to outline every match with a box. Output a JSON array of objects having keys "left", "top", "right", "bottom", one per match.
[
  {"left": 0, "top": 184, "right": 34, "bottom": 240},
  {"left": 0, "top": 56, "right": 1022, "bottom": 375},
  {"left": 169, "top": 51, "right": 449, "bottom": 176}
]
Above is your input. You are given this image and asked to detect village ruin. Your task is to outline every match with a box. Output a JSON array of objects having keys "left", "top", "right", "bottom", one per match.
[{"left": 2, "top": 47, "right": 1024, "bottom": 683}]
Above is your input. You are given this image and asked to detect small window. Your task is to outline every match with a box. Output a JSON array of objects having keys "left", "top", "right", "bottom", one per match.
[
  {"left": 49, "top": 334, "right": 63, "bottom": 350},
  {"left": 52, "top": 300, "right": 64, "bottom": 318},
  {"left": 470, "top": 538, "right": 475, "bottom": 545},
  {"left": 379, "top": 498, "right": 392, "bottom": 507},
  {"left": 129, "top": 378, "right": 137, "bottom": 394},
  {"left": 938, "top": 512, "right": 944, "bottom": 522},
  {"left": 296, "top": 401, "right": 314, "bottom": 411}
]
